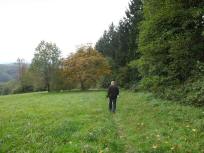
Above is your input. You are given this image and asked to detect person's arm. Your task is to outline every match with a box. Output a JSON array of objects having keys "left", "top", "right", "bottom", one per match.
[
  {"left": 117, "top": 87, "right": 119, "bottom": 96},
  {"left": 106, "top": 86, "right": 110, "bottom": 98}
]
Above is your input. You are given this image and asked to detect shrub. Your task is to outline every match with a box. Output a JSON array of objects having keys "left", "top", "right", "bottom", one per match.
[
  {"left": 138, "top": 76, "right": 161, "bottom": 92},
  {"left": 138, "top": 75, "right": 204, "bottom": 106},
  {"left": 184, "top": 77, "right": 204, "bottom": 106}
]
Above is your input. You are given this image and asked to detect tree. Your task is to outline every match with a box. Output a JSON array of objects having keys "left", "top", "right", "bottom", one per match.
[
  {"left": 16, "top": 58, "right": 33, "bottom": 92},
  {"left": 95, "top": 0, "right": 144, "bottom": 87},
  {"left": 17, "top": 58, "right": 27, "bottom": 82},
  {"left": 138, "top": 0, "right": 204, "bottom": 86},
  {"left": 63, "top": 45, "right": 111, "bottom": 90},
  {"left": 126, "top": 0, "right": 143, "bottom": 62},
  {"left": 30, "top": 41, "right": 61, "bottom": 92},
  {"left": 95, "top": 23, "right": 119, "bottom": 67},
  {"left": 135, "top": 0, "right": 204, "bottom": 105}
]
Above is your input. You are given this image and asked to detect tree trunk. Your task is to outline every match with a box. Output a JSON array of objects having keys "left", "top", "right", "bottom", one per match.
[
  {"left": 47, "top": 83, "right": 50, "bottom": 92},
  {"left": 80, "top": 81, "right": 85, "bottom": 90}
]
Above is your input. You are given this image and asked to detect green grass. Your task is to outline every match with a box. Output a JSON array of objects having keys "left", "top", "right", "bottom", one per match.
[{"left": 0, "top": 91, "right": 204, "bottom": 153}]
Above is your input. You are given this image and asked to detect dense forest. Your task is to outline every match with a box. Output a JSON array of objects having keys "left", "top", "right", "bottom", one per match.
[
  {"left": 95, "top": 0, "right": 204, "bottom": 106},
  {"left": 1, "top": 0, "right": 204, "bottom": 106}
]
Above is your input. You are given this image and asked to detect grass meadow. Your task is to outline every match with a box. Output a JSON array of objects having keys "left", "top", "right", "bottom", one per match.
[{"left": 0, "top": 91, "right": 204, "bottom": 153}]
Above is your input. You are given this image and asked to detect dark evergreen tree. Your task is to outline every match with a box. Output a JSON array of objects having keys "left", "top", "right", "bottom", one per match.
[
  {"left": 95, "top": 0, "right": 143, "bottom": 87},
  {"left": 126, "top": 0, "right": 143, "bottom": 62}
]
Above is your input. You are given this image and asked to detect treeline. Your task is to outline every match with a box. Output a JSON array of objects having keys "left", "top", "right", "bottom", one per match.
[
  {"left": 0, "top": 42, "right": 110, "bottom": 95},
  {"left": 95, "top": 0, "right": 204, "bottom": 106}
]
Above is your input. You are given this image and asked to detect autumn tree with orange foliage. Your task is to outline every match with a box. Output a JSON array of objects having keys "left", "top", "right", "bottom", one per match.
[{"left": 63, "top": 45, "right": 111, "bottom": 90}]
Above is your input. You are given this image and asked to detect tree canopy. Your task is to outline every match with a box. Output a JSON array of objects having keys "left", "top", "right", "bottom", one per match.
[
  {"left": 30, "top": 41, "right": 61, "bottom": 92},
  {"left": 63, "top": 45, "right": 111, "bottom": 90}
]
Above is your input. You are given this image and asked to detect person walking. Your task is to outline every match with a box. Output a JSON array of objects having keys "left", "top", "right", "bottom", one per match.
[{"left": 107, "top": 81, "right": 119, "bottom": 113}]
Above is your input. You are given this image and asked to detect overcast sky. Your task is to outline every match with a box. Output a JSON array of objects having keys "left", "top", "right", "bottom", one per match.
[{"left": 0, "top": 0, "right": 129, "bottom": 64}]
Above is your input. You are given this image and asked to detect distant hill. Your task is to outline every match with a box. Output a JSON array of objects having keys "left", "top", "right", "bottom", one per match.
[{"left": 0, "top": 64, "right": 18, "bottom": 83}]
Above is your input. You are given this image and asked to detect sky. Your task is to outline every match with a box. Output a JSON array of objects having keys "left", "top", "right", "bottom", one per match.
[{"left": 0, "top": 0, "right": 129, "bottom": 64}]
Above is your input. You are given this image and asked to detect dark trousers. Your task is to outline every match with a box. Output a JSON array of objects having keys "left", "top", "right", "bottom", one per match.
[{"left": 109, "top": 98, "right": 117, "bottom": 113}]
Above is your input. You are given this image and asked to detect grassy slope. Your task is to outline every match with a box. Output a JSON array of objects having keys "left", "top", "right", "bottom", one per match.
[{"left": 0, "top": 91, "right": 203, "bottom": 153}]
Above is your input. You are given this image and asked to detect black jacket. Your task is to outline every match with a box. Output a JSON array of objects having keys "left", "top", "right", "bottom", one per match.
[{"left": 107, "top": 85, "right": 119, "bottom": 99}]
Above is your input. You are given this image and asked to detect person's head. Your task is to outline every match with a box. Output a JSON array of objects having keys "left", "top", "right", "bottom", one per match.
[{"left": 111, "top": 81, "right": 115, "bottom": 86}]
